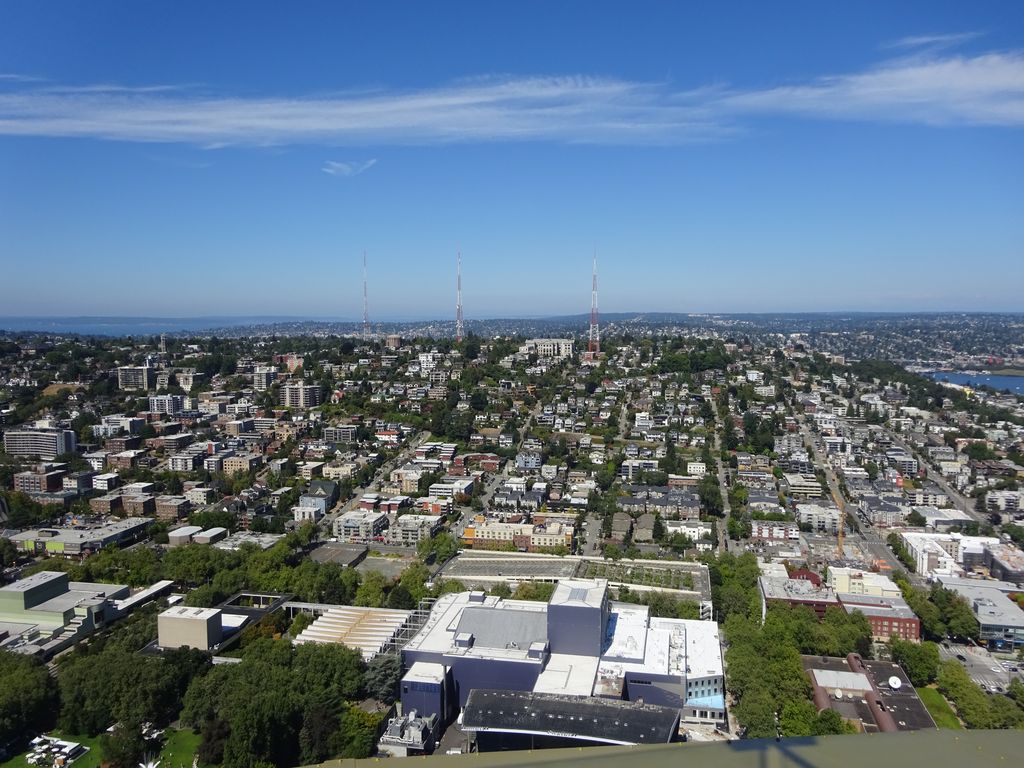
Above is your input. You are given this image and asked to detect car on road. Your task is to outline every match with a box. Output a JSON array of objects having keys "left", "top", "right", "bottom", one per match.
[{"left": 956, "top": 654, "right": 967, "bottom": 662}]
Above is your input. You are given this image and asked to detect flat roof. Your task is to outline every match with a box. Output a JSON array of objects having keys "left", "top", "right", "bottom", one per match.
[
  {"left": 602, "top": 608, "right": 723, "bottom": 682},
  {"left": 463, "top": 689, "right": 679, "bottom": 746},
  {"left": 533, "top": 653, "right": 600, "bottom": 697},
  {"left": 7, "top": 518, "right": 153, "bottom": 544},
  {"left": 404, "top": 591, "right": 547, "bottom": 659},
  {"left": 550, "top": 579, "right": 607, "bottom": 609},
  {"left": 838, "top": 593, "right": 917, "bottom": 621},
  {"left": 310, "top": 542, "right": 367, "bottom": 566},
  {"left": 809, "top": 669, "right": 872, "bottom": 693},
  {"left": 214, "top": 531, "right": 286, "bottom": 551},
  {"left": 403, "top": 661, "right": 446, "bottom": 686},
  {"left": 456, "top": 605, "right": 548, "bottom": 651},
  {"left": 934, "top": 577, "right": 1024, "bottom": 628},
  {"left": 0, "top": 570, "right": 66, "bottom": 593},
  {"left": 759, "top": 576, "right": 839, "bottom": 604},
  {"left": 161, "top": 606, "right": 221, "bottom": 620},
  {"left": 440, "top": 551, "right": 578, "bottom": 584}
]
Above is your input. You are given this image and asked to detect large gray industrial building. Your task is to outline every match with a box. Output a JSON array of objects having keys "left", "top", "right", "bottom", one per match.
[{"left": 399, "top": 578, "right": 725, "bottom": 740}]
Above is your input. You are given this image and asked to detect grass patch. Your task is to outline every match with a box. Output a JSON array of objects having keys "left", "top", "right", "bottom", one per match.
[
  {"left": 159, "top": 728, "right": 201, "bottom": 768},
  {"left": 917, "top": 686, "right": 963, "bottom": 730},
  {"left": 1, "top": 732, "right": 103, "bottom": 768}
]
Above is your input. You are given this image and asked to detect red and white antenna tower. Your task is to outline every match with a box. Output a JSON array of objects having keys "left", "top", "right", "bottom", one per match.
[
  {"left": 455, "top": 251, "right": 464, "bottom": 343},
  {"left": 362, "top": 251, "right": 370, "bottom": 341},
  {"left": 588, "top": 252, "right": 600, "bottom": 355}
]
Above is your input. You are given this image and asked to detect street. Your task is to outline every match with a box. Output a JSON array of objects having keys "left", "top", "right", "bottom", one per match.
[
  {"left": 938, "top": 643, "right": 1020, "bottom": 692},
  {"left": 712, "top": 427, "right": 730, "bottom": 553},
  {"left": 888, "top": 433, "right": 982, "bottom": 522}
]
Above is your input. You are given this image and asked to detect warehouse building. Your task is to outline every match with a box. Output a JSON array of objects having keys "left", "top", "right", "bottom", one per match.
[{"left": 7, "top": 518, "right": 153, "bottom": 557}]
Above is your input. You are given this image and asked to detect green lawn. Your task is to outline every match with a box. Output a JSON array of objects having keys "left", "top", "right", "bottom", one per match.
[
  {"left": 917, "top": 686, "right": 963, "bottom": 730},
  {"left": 159, "top": 728, "right": 201, "bottom": 768},
  {"left": 2, "top": 729, "right": 199, "bottom": 768},
  {"left": 1, "top": 732, "right": 103, "bottom": 768}
]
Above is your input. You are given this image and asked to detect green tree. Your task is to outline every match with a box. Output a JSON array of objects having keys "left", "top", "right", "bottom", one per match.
[
  {"left": 290, "top": 611, "right": 314, "bottom": 637},
  {"left": 0, "top": 538, "right": 18, "bottom": 568},
  {"left": 334, "top": 705, "right": 382, "bottom": 759},
  {"left": 734, "top": 686, "right": 777, "bottom": 738},
  {"left": 906, "top": 509, "right": 926, "bottom": 527},
  {"left": 779, "top": 699, "right": 817, "bottom": 737},
  {"left": 890, "top": 639, "right": 940, "bottom": 686},
  {"left": 936, "top": 660, "right": 994, "bottom": 729},
  {"left": 0, "top": 650, "right": 60, "bottom": 746},
  {"left": 99, "top": 723, "right": 150, "bottom": 768},
  {"left": 354, "top": 570, "right": 388, "bottom": 607},
  {"left": 363, "top": 655, "right": 403, "bottom": 704}
]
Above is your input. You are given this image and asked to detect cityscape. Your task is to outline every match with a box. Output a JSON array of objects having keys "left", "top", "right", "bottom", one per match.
[{"left": 2, "top": 3, "right": 1023, "bottom": 768}]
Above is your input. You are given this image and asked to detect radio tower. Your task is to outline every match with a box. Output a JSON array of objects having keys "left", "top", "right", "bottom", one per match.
[
  {"left": 588, "top": 253, "right": 600, "bottom": 356},
  {"left": 362, "top": 251, "right": 370, "bottom": 341},
  {"left": 455, "top": 251, "right": 464, "bottom": 343}
]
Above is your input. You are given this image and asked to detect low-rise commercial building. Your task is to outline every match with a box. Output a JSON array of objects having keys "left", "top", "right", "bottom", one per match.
[
  {"left": 7, "top": 518, "right": 152, "bottom": 557},
  {"left": 934, "top": 577, "right": 1024, "bottom": 651},
  {"left": 783, "top": 473, "right": 824, "bottom": 500}
]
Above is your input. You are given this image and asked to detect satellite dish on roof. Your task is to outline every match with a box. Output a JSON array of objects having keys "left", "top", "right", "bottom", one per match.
[
  {"left": 834, "top": 689, "right": 843, "bottom": 700},
  {"left": 889, "top": 676, "right": 902, "bottom": 690}
]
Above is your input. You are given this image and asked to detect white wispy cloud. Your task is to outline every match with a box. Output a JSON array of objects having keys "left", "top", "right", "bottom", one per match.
[
  {"left": 322, "top": 158, "right": 377, "bottom": 176},
  {"left": 714, "top": 52, "right": 1024, "bottom": 127},
  {"left": 0, "top": 73, "right": 46, "bottom": 82},
  {"left": 0, "top": 48, "right": 1021, "bottom": 147},
  {"left": 883, "top": 32, "right": 982, "bottom": 50}
]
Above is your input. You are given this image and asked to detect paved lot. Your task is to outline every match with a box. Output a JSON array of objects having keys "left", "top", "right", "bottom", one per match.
[{"left": 356, "top": 554, "right": 415, "bottom": 580}]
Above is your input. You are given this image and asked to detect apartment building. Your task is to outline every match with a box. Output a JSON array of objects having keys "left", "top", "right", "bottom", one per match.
[
  {"left": 3, "top": 427, "right": 77, "bottom": 459},
  {"left": 334, "top": 509, "right": 389, "bottom": 542},
  {"left": 117, "top": 365, "right": 156, "bottom": 391},
  {"left": 281, "top": 381, "right": 322, "bottom": 409}
]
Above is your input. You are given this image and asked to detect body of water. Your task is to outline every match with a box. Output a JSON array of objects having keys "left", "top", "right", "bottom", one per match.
[
  {"left": 925, "top": 371, "right": 1024, "bottom": 395},
  {"left": 0, "top": 316, "right": 308, "bottom": 336}
]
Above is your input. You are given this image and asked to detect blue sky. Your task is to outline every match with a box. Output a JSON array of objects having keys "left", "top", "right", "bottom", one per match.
[{"left": 1, "top": 1, "right": 1022, "bottom": 319}]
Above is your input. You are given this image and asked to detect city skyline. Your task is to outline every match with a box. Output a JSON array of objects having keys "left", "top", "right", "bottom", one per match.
[{"left": 1, "top": 1, "right": 1023, "bottom": 317}]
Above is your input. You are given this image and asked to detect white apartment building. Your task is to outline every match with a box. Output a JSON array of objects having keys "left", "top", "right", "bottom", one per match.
[
  {"left": 795, "top": 503, "right": 841, "bottom": 534},
  {"left": 3, "top": 427, "right": 77, "bottom": 459},
  {"left": 281, "top": 381, "right": 322, "bottom": 409}
]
